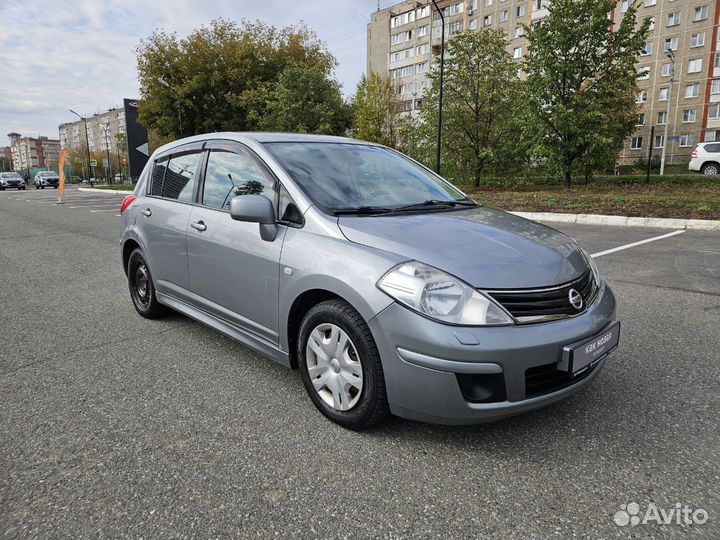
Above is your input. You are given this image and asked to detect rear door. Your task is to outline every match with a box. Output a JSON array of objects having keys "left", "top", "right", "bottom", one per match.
[
  {"left": 139, "top": 142, "right": 204, "bottom": 300},
  {"left": 186, "top": 140, "right": 286, "bottom": 345}
]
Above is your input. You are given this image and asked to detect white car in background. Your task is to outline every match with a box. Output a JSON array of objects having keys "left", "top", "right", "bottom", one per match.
[
  {"left": 688, "top": 143, "right": 720, "bottom": 175},
  {"left": 0, "top": 172, "right": 25, "bottom": 190}
]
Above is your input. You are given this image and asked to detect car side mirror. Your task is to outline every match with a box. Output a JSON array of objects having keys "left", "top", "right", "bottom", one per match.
[{"left": 230, "top": 195, "right": 278, "bottom": 241}]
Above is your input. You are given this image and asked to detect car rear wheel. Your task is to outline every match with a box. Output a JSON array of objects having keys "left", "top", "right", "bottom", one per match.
[
  {"left": 127, "top": 248, "right": 168, "bottom": 319},
  {"left": 701, "top": 163, "right": 719, "bottom": 175},
  {"left": 298, "top": 299, "right": 389, "bottom": 430}
]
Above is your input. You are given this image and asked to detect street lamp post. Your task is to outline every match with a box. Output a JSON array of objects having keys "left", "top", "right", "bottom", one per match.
[
  {"left": 660, "top": 51, "right": 675, "bottom": 176},
  {"left": 69, "top": 109, "right": 92, "bottom": 182},
  {"left": 101, "top": 123, "right": 112, "bottom": 183},
  {"left": 158, "top": 76, "right": 184, "bottom": 138},
  {"left": 431, "top": 0, "right": 445, "bottom": 175}
]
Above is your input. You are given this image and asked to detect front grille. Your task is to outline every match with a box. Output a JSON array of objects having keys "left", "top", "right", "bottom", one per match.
[
  {"left": 486, "top": 269, "right": 597, "bottom": 324},
  {"left": 524, "top": 360, "right": 597, "bottom": 398}
]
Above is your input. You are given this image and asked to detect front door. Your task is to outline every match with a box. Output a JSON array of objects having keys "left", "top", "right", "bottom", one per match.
[{"left": 187, "top": 141, "right": 285, "bottom": 345}]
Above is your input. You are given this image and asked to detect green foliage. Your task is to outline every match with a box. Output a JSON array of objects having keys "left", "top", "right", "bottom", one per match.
[
  {"left": 259, "top": 65, "right": 351, "bottom": 135},
  {"left": 136, "top": 19, "right": 339, "bottom": 138},
  {"left": 353, "top": 72, "right": 405, "bottom": 148},
  {"left": 524, "top": 0, "right": 650, "bottom": 186},
  {"left": 415, "top": 30, "right": 528, "bottom": 186}
]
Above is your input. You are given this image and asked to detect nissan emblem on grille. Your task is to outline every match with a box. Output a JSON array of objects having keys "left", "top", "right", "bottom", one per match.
[{"left": 569, "top": 288, "right": 584, "bottom": 310}]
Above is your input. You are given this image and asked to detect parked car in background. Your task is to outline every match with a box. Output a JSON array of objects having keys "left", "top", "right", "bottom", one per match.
[
  {"left": 689, "top": 143, "right": 720, "bottom": 175},
  {"left": 120, "top": 133, "right": 619, "bottom": 430},
  {"left": 34, "top": 171, "right": 60, "bottom": 189},
  {"left": 0, "top": 172, "right": 25, "bottom": 190}
]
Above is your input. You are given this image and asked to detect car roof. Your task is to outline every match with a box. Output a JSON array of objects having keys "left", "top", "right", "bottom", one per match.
[{"left": 152, "top": 132, "right": 377, "bottom": 156}]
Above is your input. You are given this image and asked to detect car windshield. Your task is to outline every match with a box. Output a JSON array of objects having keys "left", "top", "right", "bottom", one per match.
[
  {"left": 1, "top": 173, "right": 19, "bottom": 178},
  {"left": 265, "top": 142, "right": 469, "bottom": 212}
]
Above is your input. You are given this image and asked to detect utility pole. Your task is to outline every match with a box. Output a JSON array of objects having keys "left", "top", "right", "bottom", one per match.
[
  {"left": 69, "top": 109, "right": 92, "bottom": 182},
  {"left": 431, "top": 0, "right": 445, "bottom": 175},
  {"left": 646, "top": 125, "right": 654, "bottom": 183},
  {"left": 102, "top": 123, "right": 112, "bottom": 183},
  {"left": 659, "top": 51, "right": 675, "bottom": 176}
]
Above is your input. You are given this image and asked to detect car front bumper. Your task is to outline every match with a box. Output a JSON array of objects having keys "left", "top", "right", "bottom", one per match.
[{"left": 368, "top": 280, "right": 617, "bottom": 425}]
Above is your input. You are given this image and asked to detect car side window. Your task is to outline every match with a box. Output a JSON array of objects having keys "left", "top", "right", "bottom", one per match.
[
  {"left": 161, "top": 151, "right": 202, "bottom": 202},
  {"left": 202, "top": 148, "right": 275, "bottom": 211},
  {"left": 705, "top": 143, "right": 720, "bottom": 153},
  {"left": 150, "top": 158, "right": 168, "bottom": 197},
  {"left": 278, "top": 184, "right": 303, "bottom": 225}
]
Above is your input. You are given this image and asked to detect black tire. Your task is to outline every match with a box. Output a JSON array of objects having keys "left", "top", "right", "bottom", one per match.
[
  {"left": 298, "top": 299, "right": 389, "bottom": 430},
  {"left": 701, "top": 162, "right": 719, "bottom": 176},
  {"left": 127, "top": 248, "right": 168, "bottom": 319},
  {"left": 41, "top": 186, "right": 44, "bottom": 189},
  {"left": 35, "top": 185, "right": 39, "bottom": 189}
]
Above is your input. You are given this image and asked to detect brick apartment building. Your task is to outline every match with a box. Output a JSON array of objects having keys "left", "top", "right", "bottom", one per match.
[
  {"left": 6, "top": 133, "right": 61, "bottom": 171},
  {"left": 367, "top": 0, "right": 720, "bottom": 165}
]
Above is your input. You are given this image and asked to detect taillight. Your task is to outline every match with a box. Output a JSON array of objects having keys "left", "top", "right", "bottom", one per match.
[
  {"left": 120, "top": 195, "right": 137, "bottom": 214},
  {"left": 692, "top": 150, "right": 698, "bottom": 158}
]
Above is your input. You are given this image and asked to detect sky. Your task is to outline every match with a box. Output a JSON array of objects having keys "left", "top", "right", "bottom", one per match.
[{"left": 0, "top": 0, "right": 397, "bottom": 142}]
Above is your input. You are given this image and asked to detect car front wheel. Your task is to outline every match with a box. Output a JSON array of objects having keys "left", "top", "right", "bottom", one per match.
[
  {"left": 127, "top": 248, "right": 168, "bottom": 319},
  {"left": 298, "top": 299, "right": 389, "bottom": 430}
]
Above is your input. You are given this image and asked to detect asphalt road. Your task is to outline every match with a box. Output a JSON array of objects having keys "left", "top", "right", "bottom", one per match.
[{"left": 1, "top": 187, "right": 718, "bottom": 539}]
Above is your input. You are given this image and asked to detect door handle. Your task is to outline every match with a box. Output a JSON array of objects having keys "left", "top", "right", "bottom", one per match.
[
  {"left": 190, "top": 220, "right": 207, "bottom": 232},
  {"left": 140, "top": 208, "right": 152, "bottom": 217}
]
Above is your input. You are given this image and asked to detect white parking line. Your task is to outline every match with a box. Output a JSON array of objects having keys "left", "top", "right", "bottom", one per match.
[
  {"left": 591, "top": 230, "right": 686, "bottom": 258},
  {"left": 89, "top": 209, "right": 117, "bottom": 213}
]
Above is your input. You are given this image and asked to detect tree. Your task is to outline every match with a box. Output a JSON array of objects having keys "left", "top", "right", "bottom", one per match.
[
  {"left": 259, "top": 65, "right": 351, "bottom": 135},
  {"left": 136, "top": 19, "right": 337, "bottom": 138},
  {"left": 524, "top": 0, "right": 650, "bottom": 186},
  {"left": 417, "top": 30, "right": 527, "bottom": 186},
  {"left": 353, "top": 73, "right": 404, "bottom": 148}
]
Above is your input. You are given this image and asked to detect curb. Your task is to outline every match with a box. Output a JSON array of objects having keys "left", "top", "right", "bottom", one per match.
[
  {"left": 78, "top": 187, "right": 134, "bottom": 195},
  {"left": 509, "top": 211, "right": 720, "bottom": 231}
]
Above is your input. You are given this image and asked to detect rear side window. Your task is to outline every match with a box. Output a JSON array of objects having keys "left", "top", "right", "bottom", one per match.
[
  {"left": 704, "top": 143, "right": 720, "bottom": 153},
  {"left": 149, "top": 151, "right": 202, "bottom": 202},
  {"left": 162, "top": 152, "right": 202, "bottom": 202},
  {"left": 202, "top": 148, "right": 275, "bottom": 210}
]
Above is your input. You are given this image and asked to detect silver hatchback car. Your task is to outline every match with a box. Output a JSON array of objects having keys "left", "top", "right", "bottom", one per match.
[{"left": 120, "top": 133, "right": 619, "bottom": 429}]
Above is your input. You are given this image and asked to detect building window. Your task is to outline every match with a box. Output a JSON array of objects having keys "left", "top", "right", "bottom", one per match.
[
  {"left": 648, "top": 17, "right": 655, "bottom": 31},
  {"left": 533, "top": 0, "right": 549, "bottom": 9},
  {"left": 499, "top": 10, "right": 508, "bottom": 22},
  {"left": 469, "top": 19, "right": 478, "bottom": 30},
  {"left": 516, "top": 4, "right": 526, "bottom": 17},
  {"left": 391, "top": 31, "right": 412, "bottom": 45},
  {"left": 637, "top": 67, "right": 650, "bottom": 80},
  {"left": 637, "top": 113, "right": 646, "bottom": 126},
  {"left": 679, "top": 134, "right": 693, "bottom": 147},
  {"left": 636, "top": 90, "right": 648, "bottom": 103},
  {"left": 417, "top": 5, "right": 430, "bottom": 18},
  {"left": 659, "top": 87, "right": 669, "bottom": 101},
  {"left": 693, "top": 5, "right": 708, "bottom": 21},
  {"left": 683, "top": 109, "right": 697, "bottom": 122},
  {"left": 685, "top": 83, "right": 700, "bottom": 98},
  {"left": 654, "top": 135, "right": 665, "bottom": 148},
  {"left": 641, "top": 41, "right": 653, "bottom": 55},
  {"left": 417, "top": 25, "right": 429, "bottom": 37},
  {"left": 664, "top": 36, "right": 678, "bottom": 51},
  {"left": 513, "top": 47, "right": 523, "bottom": 59},
  {"left": 705, "top": 130, "right": 720, "bottom": 142},
  {"left": 690, "top": 32, "right": 706, "bottom": 48},
  {"left": 631, "top": 137, "right": 643, "bottom": 149},
  {"left": 715, "top": 51, "right": 720, "bottom": 68},
  {"left": 661, "top": 63, "right": 675, "bottom": 77},
  {"left": 483, "top": 14, "right": 492, "bottom": 26},
  {"left": 514, "top": 25, "right": 524, "bottom": 38},
  {"left": 711, "top": 79, "right": 720, "bottom": 94},
  {"left": 390, "top": 48, "right": 413, "bottom": 63},
  {"left": 644, "top": 0, "right": 656, "bottom": 6},
  {"left": 485, "top": 0, "right": 493, "bottom": 6},
  {"left": 709, "top": 103, "right": 720, "bottom": 119},
  {"left": 416, "top": 61, "right": 429, "bottom": 74},
  {"left": 620, "top": 0, "right": 629, "bottom": 12},
  {"left": 667, "top": 12, "right": 681, "bottom": 26},
  {"left": 391, "top": 10, "right": 415, "bottom": 28},
  {"left": 657, "top": 111, "right": 667, "bottom": 124},
  {"left": 688, "top": 58, "right": 702, "bottom": 73},
  {"left": 448, "top": 21, "right": 463, "bottom": 35},
  {"left": 416, "top": 43, "right": 430, "bottom": 55}
]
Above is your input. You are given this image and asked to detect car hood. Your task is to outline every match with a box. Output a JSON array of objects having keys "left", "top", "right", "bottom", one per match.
[{"left": 337, "top": 206, "right": 588, "bottom": 289}]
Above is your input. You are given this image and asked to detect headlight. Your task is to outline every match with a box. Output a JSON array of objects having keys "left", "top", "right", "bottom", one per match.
[
  {"left": 581, "top": 247, "right": 602, "bottom": 286},
  {"left": 377, "top": 261, "right": 514, "bottom": 326}
]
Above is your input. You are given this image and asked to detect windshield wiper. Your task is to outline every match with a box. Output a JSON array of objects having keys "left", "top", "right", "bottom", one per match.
[
  {"left": 394, "top": 199, "right": 478, "bottom": 212},
  {"left": 332, "top": 206, "right": 396, "bottom": 216}
]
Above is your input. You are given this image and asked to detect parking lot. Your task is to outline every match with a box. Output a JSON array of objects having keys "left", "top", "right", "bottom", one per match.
[{"left": 0, "top": 188, "right": 718, "bottom": 539}]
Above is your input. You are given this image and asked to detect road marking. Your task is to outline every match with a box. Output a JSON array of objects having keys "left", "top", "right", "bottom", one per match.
[
  {"left": 591, "top": 230, "right": 686, "bottom": 258},
  {"left": 90, "top": 209, "right": 117, "bottom": 212}
]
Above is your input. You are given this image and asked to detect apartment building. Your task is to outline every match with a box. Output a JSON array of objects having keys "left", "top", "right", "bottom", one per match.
[
  {"left": 58, "top": 105, "right": 127, "bottom": 157},
  {"left": 368, "top": 0, "right": 720, "bottom": 165},
  {"left": 6, "top": 133, "right": 61, "bottom": 171}
]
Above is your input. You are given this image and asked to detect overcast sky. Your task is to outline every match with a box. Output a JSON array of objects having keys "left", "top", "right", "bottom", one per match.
[{"left": 0, "top": 0, "right": 396, "bottom": 142}]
